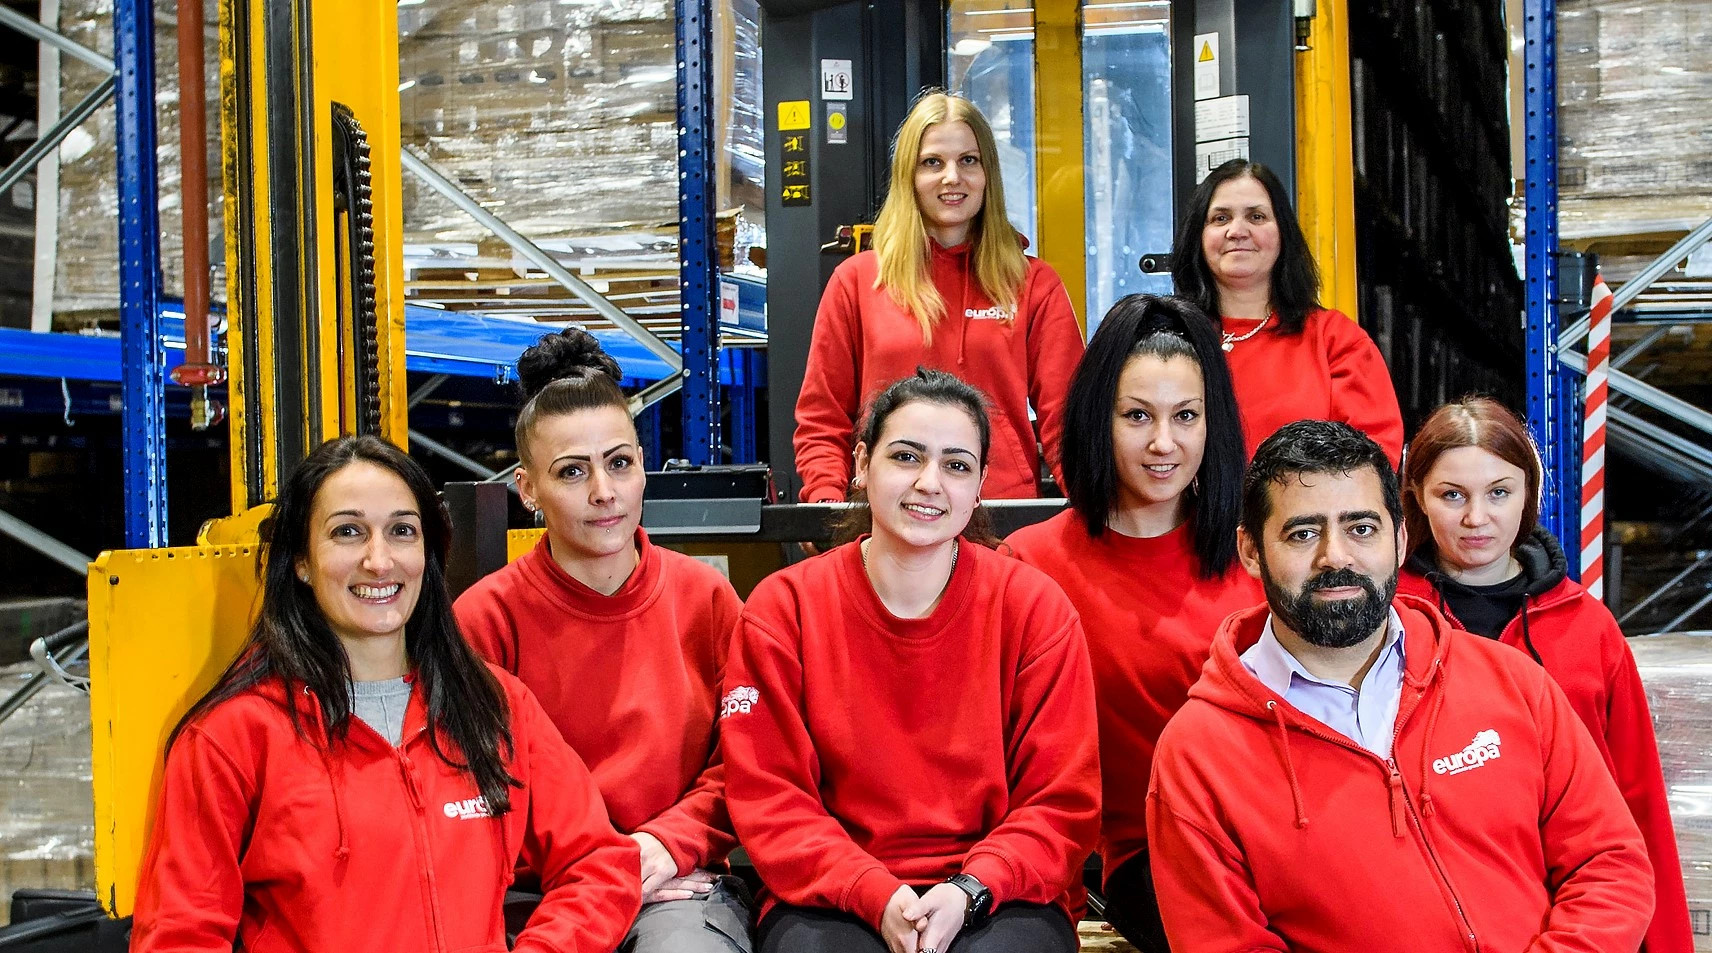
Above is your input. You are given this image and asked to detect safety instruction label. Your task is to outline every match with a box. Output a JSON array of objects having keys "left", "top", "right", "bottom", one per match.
[
  {"left": 826, "top": 103, "right": 849, "bottom": 144},
  {"left": 1194, "top": 32, "right": 1220, "bottom": 100},
  {"left": 778, "top": 100, "right": 811, "bottom": 131},
  {"left": 780, "top": 103, "right": 812, "bottom": 206},
  {"left": 1195, "top": 137, "right": 1249, "bottom": 181},
  {"left": 1194, "top": 95, "right": 1249, "bottom": 142},
  {"left": 820, "top": 59, "right": 854, "bottom": 100}
]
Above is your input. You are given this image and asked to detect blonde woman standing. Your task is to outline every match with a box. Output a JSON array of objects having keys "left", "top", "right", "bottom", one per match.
[{"left": 793, "top": 92, "right": 1084, "bottom": 502}]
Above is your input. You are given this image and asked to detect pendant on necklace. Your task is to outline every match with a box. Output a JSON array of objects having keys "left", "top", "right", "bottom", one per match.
[{"left": 1221, "top": 340, "right": 1234, "bottom": 352}]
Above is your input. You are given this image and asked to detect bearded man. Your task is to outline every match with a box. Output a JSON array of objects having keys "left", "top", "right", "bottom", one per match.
[{"left": 1145, "top": 420, "right": 1653, "bottom": 953}]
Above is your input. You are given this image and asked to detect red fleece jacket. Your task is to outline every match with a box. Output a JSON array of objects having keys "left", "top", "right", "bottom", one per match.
[
  {"left": 792, "top": 245, "right": 1084, "bottom": 502},
  {"left": 1005, "top": 511, "right": 1262, "bottom": 878},
  {"left": 132, "top": 669, "right": 640, "bottom": 953},
  {"left": 721, "top": 539, "right": 1101, "bottom": 929},
  {"left": 1147, "top": 596, "right": 1653, "bottom": 953},
  {"left": 454, "top": 529, "right": 743, "bottom": 874},
  {"left": 1221, "top": 307, "right": 1404, "bottom": 465},
  {"left": 1399, "top": 568, "right": 1691, "bottom": 953}
]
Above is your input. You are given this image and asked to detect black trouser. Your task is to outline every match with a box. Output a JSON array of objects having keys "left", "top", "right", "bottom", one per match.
[
  {"left": 757, "top": 901, "right": 1077, "bottom": 953},
  {"left": 1101, "top": 851, "right": 1170, "bottom": 953}
]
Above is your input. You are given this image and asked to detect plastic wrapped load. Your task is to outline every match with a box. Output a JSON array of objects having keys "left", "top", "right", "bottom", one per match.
[
  {"left": 1631, "top": 635, "right": 1712, "bottom": 947},
  {"left": 51, "top": 0, "right": 223, "bottom": 324},
  {"left": 0, "top": 662, "right": 95, "bottom": 924},
  {"left": 1558, "top": 0, "right": 1712, "bottom": 240}
]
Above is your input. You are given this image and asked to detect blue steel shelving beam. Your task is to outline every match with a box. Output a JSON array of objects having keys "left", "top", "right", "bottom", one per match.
[
  {"left": 676, "top": 0, "right": 721, "bottom": 465},
  {"left": 1523, "top": 0, "right": 1575, "bottom": 563},
  {"left": 115, "top": 0, "right": 168, "bottom": 548}
]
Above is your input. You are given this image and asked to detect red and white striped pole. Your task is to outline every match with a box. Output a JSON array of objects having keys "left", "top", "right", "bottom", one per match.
[{"left": 1580, "top": 276, "right": 1614, "bottom": 600}]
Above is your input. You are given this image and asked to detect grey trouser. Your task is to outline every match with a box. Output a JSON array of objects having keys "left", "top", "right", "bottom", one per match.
[{"left": 619, "top": 876, "right": 754, "bottom": 953}]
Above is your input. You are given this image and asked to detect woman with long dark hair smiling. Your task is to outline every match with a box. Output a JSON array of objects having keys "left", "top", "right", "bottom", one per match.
[
  {"left": 131, "top": 435, "right": 640, "bottom": 953},
  {"left": 1171, "top": 159, "right": 1403, "bottom": 463},
  {"left": 725, "top": 368, "right": 1099, "bottom": 953},
  {"left": 1006, "top": 294, "right": 1260, "bottom": 951}
]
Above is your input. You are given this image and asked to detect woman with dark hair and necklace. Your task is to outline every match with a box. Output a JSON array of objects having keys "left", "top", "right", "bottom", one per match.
[
  {"left": 132, "top": 435, "right": 640, "bottom": 953},
  {"left": 1171, "top": 158, "right": 1403, "bottom": 464},
  {"left": 1007, "top": 294, "right": 1260, "bottom": 952},
  {"left": 455, "top": 328, "right": 754, "bottom": 952},
  {"left": 723, "top": 368, "right": 1100, "bottom": 953}
]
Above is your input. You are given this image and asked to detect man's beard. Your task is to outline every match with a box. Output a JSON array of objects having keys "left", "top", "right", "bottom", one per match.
[{"left": 1261, "top": 562, "right": 1398, "bottom": 649}]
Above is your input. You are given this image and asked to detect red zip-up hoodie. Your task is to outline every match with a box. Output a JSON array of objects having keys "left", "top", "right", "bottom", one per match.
[
  {"left": 1221, "top": 307, "right": 1404, "bottom": 465},
  {"left": 792, "top": 246, "right": 1084, "bottom": 502},
  {"left": 720, "top": 539, "right": 1101, "bottom": 929},
  {"left": 1399, "top": 529, "right": 1691, "bottom": 953},
  {"left": 1005, "top": 511, "right": 1262, "bottom": 879},
  {"left": 455, "top": 529, "right": 742, "bottom": 874},
  {"left": 1148, "top": 596, "right": 1653, "bottom": 952},
  {"left": 131, "top": 668, "right": 641, "bottom": 953}
]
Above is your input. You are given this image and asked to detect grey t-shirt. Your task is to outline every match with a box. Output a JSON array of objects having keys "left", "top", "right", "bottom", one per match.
[{"left": 349, "top": 676, "right": 412, "bottom": 746}]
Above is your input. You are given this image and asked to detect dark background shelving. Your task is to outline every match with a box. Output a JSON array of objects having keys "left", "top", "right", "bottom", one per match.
[{"left": 1349, "top": 0, "right": 1525, "bottom": 430}]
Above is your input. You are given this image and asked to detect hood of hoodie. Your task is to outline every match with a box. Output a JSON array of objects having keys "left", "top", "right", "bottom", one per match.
[{"left": 1404, "top": 525, "right": 1567, "bottom": 602}]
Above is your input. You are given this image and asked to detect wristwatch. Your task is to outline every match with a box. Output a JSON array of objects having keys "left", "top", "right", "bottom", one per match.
[{"left": 945, "top": 873, "right": 993, "bottom": 929}]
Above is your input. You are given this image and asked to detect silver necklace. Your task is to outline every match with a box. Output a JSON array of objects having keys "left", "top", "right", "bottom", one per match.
[
  {"left": 1221, "top": 312, "right": 1272, "bottom": 351},
  {"left": 862, "top": 538, "right": 960, "bottom": 583}
]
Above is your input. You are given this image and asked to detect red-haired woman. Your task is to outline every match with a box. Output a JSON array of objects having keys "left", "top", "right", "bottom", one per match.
[{"left": 1398, "top": 396, "right": 1690, "bottom": 952}]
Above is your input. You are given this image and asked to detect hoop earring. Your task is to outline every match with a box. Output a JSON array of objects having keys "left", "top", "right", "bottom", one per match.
[{"left": 1190, "top": 476, "right": 1201, "bottom": 496}]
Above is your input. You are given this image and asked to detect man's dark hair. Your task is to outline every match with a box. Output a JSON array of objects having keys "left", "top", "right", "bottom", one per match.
[{"left": 1241, "top": 420, "right": 1402, "bottom": 541}]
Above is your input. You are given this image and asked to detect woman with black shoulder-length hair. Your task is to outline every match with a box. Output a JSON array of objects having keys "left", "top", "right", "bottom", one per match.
[
  {"left": 726, "top": 368, "right": 1100, "bottom": 953},
  {"left": 1171, "top": 158, "right": 1403, "bottom": 464},
  {"left": 1007, "top": 294, "right": 1261, "bottom": 952},
  {"left": 132, "top": 435, "right": 640, "bottom": 953}
]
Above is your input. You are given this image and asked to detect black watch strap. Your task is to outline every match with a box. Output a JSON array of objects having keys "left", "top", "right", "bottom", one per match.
[{"left": 946, "top": 873, "right": 993, "bottom": 929}]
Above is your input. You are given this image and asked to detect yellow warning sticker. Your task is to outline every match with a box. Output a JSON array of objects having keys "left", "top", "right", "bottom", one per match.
[
  {"left": 1199, "top": 41, "right": 1214, "bottom": 62},
  {"left": 778, "top": 101, "right": 811, "bottom": 131}
]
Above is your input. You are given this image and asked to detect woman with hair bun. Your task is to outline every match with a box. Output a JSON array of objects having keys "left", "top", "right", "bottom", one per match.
[
  {"left": 1006, "top": 294, "right": 1260, "bottom": 951},
  {"left": 454, "top": 329, "right": 753, "bottom": 951},
  {"left": 133, "top": 435, "right": 640, "bottom": 953},
  {"left": 793, "top": 91, "right": 1084, "bottom": 503},
  {"left": 1397, "top": 396, "right": 1690, "bottom": 952},
  {"left": 727, "top": 368, "right": 1099, "bottom": 953}
]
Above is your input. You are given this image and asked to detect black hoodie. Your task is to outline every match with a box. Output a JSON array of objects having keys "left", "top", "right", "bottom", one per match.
[{"left": 1403, "top": 526, "right": 1567, "bottom": 655}]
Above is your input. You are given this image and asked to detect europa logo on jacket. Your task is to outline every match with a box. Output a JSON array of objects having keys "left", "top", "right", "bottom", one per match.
[
  {"left": 1432, "top": 729, "right": 1502, "bottom": 776},
  {"left": 964, "top": 306, "right": 1013, "bottom": 321},
  {"left": 443, "top": 796, "right": 492, "bottom": 820},
  {"left": 721, "top": 686, "right": 759, "bottom": 719}
]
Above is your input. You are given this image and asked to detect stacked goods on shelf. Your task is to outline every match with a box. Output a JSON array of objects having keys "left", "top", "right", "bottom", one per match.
[
  {"left": 47, "top": 0, "right": 764, "bottom": 326},
  {"left": 1348, "top": 0, "right": 1524, "bottom": 428},
  {"left": 0, "top": 663, "right": 95, "bottom": 922},
  {"left": 1558, "top": 0, "right": 1712, "bottom": 242},
  {"left": 1630, "top": 636, "right": 1712, "bottom": 949}
]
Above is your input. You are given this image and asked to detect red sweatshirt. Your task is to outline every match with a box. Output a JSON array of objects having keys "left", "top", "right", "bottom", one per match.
[
  {"left": 1399, "top": 564, "right": 1692, "bottom": 953},
  {"left": 454, "top": 529, "right": 742, "bottom": 875},
  {"left": 792, "top": 245, "right": 1084, "bottom": 502},
  {"left": 132, "top": 668, "right": 640, "bottom": 953},
  {"left": 720, "top": 539, "right": 1101, "bottom": 928},
  {"left": 1006, "top": 512, "right": 1261, "bottom": 878},
  {"left": 1148, "top": 596, "right": 1653, "bottom": 953},
  {"left": 1221, "top": 307, "right": 1404, "bottom": 465}
]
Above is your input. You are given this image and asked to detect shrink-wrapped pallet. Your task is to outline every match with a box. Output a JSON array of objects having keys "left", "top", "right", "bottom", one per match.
[
  {"left": 0, "top": 662, "right": 95, "bottom": 925},
  {"left": 1558, "top": 0, "right": 1712, "bottom": 241},
  {"left": 1631, "top": 635, "right": 1712, "bottom": 946}
]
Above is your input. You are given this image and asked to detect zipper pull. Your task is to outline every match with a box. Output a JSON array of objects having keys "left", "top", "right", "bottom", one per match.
[
  {"left": 398, "top": 753, "right": 424, "bottom": 811},
  {"left": 1386, "top": 760, "right": 1406, "bottom": 837}
]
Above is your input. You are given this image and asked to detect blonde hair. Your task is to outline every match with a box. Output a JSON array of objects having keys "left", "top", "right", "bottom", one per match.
[{"left": 871, "top": 92, "right": 1028, "bottom": 345}]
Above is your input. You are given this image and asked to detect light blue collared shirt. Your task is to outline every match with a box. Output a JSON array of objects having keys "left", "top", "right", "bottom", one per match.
[{"left": 1240, "top": 608, "right": 1407, "bottom": 760}]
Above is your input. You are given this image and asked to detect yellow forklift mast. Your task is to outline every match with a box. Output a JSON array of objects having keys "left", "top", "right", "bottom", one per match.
[{"left": 85, "top": 0, "right": 406, "bottom": 917}]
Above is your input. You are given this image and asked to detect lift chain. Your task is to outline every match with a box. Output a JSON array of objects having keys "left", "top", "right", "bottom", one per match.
[{"left": 331, "top": 101, "right": 382, "bottom": 436}]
